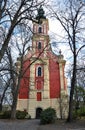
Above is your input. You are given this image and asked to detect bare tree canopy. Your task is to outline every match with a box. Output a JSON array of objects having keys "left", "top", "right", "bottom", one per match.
[
  {"left": 0, "top": 0, "right": 47, "bottom": 119},
  {"left": 47, "top": 0, "right": 85, "bottom": 122},
  {"left": 0, "top": 0, "right": 46, "bottom": 62}
]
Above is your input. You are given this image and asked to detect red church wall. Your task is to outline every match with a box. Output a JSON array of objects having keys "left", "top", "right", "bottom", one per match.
[
  {"left": 19, "top": 60, "right": 30, "bottom": 99},
  {"left": 49, "top": 59, "right": 60, "bottom": 98}
]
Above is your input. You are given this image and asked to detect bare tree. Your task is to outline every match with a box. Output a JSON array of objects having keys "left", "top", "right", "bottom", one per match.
[
  {"left": 5, "top": 18, "right": 49, "bottom": 119},
  {"left": 48, "top": 0, "right": 85, "bottom": 121},
  {"left": 0, "top": 76, "right": 11, "bottom": 111},
  {"left": 0, "top": 0, "right": 45, "bottom": 62},
  {"left": 0, "top": 52, "right": 13, "bottom": 111},
  {"left": 0, "top": 0, "right": 7, "bottom": 20}
]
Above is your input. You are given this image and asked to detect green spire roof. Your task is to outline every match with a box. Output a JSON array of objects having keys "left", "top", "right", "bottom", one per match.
[{"left": 36, "top": 5, "right": 46, "bottom": 21}]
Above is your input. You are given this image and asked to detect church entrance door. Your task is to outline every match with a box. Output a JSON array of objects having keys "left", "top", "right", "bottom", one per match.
[{"left": 36, "top": 107, "right": 42, "bottom": 119}]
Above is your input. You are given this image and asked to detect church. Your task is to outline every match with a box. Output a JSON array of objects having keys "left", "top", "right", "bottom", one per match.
[{"left": 16, "top": 6, "right": 68, "bottom": 119}]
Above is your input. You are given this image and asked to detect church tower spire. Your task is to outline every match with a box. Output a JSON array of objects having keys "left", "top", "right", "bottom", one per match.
[{"left": 36, "top": 5, "right": 46, "bottom": 23}]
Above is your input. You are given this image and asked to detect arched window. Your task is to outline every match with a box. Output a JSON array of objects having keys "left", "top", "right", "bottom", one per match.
[
  {"left": 38, "top": 26, "right": 42, "bottom": 33},
  {"left": 36, "top": 66, "right": 43, "bottom": 77},
  {"left": 38, "top": 42, "right": 41, "bottom": 49},
  {"left": 38, "top": 67, "right": 42, "bottom": 76}
]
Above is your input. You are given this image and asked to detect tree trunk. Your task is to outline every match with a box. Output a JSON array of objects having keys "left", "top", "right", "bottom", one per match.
[
  {"left": 0, "top": 83, "right": 9, "bottom": 112},
  {"left": 0, "top": 103, "right": 2, "bottom": 111},
  {"left": 11, "top": 88, "right": 19, "bottom": 119},
  {"left": 11, "top": 79, "right": 21, "bottom": 119},
  {"left": 67, "top": 55, "right": 77, "bottom": 122}
]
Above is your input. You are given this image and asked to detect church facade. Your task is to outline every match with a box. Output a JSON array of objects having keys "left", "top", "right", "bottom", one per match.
[{"left": 16, "top": 6, "right": 68, "bottom": 119}]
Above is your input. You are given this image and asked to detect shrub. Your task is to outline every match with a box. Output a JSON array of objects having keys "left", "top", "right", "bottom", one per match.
[
  {"left": 0, "top": 110, "right": 29, "bottom": 119},
  {"left": 0, "top": 111, "right": 11, "bottom": 119},
  {"left": 40, "top": 107, "right": 56, "bottom": 124},
  {"left": 73, "top": 106, "right": 85, "bottom": 119},
  {"left": 25, "top": 113, "right": 31, "bottom": 119},
  {"left": 16, "top": 110, "right": 28, "bottom": 119},
  {"left": 0, "top": 112, "right": 3, "bottom": 118}
]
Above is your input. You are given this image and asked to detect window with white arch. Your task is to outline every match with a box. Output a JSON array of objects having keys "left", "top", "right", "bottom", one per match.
[
  {"left": 36, "top": 66, "right": 43, "bottom": 77},
  {"left": 38, "top": 26, "right": 42, "bottom": 33}
]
